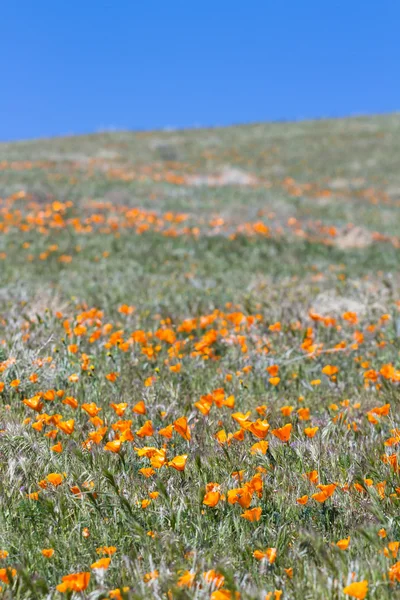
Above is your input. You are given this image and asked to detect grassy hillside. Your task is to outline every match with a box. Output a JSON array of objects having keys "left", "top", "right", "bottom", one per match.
[{"left": 0, "top": 114, "right": 399, "bottom": 599}]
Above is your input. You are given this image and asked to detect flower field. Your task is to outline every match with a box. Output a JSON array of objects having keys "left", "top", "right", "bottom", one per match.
[{"left": 0, "top": 115, "right": 399, "bottom": 599}]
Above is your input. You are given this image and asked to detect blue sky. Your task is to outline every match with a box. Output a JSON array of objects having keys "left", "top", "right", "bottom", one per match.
[{"left": 2, "top": 1, "right": 399, "bottom": 141}]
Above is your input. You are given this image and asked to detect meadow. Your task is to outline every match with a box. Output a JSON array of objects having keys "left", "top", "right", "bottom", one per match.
[{"left": 0, "top": 114, "right": 399, "bottom": 599}]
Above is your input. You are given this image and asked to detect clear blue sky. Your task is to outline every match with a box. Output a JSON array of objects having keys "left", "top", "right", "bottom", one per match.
[{"left": 2, "top": 1, "right": 399, "bottom": 141}]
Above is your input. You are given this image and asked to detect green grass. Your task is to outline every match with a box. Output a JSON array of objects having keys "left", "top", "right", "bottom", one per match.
[{"left": 0, "top": 114, "right": 399, "bottom": 599}]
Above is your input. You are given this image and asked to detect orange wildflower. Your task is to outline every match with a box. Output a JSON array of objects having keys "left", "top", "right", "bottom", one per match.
[
  {"left": 168, "top": 454, "right": 188, "bottom": 471},
  {"left": 271, "top": 423, "right": 292, "bottom": 442},
  {"left": 241, "top": 507, "right": 262, "bottom": 521},
  {"left": 56, "top": 572, "right": 90, "bottom": 593},
  {"left": 343, "top": 580, "right": 368, "bottom": 599},
  {"left": 174, "top": 416, "right": 191, "bottom": 440},
  {"left": 253, "top": 547, "right": 277, "bottom": 563}
]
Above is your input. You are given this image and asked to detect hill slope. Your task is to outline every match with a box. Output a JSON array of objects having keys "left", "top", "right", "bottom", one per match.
[{"left": 0, "top": 115, "right": 399, "bottom": 599}]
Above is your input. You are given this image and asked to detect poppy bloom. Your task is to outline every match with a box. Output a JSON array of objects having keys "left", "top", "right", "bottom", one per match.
[
  {"left": 203, "top": 569, "right": 225, "bottom": 589},
  {"left": 389, "top": 561, "right": 400, "bottom": 582},
  {"left": 271, "top": 423, "right": 292, "bottom": 442},
  {"left": 296, "top": 495, "right": 309, "bottom": 505},
  {"left": 203, "top": 491, "right": 221, "bottom": 507},
  {"left": 41, "top": 548, "right": 54, "bottom": 558},
  {"left": 111, "top": 402, "right": 128, "bottom": 416},
  {"left": 253, "top": 547, "right": 277, "bottom": 563},
  {"left": 132, "top": 400, "right": 146, "bottom": 414},
  {"left": 23, "top": 394, "right": 44, "bottom": 411},
  {"left": 336, "top": 537, "right": 350, "bottom": 550},
  {"left": 56, "top": 572, "right": 90, "bottom": 593},
  {"left": 105, "top": 372, "right": 119, "bottom": 382},
  {"left": 312, "top": 483, "right": 336, "bottom": 503},
  {"left": 91, "top": 557, "right": 111, "bottom": 570},
  {"left": 96, "top": 546, "right": 117, "bottom": 556},
  {"left": 82, "top": 403, "right": 101, "bottom": 417},
  {"left": 0, "top": 568, "right": 17, "bottom": 584},
  {"left": 241, "top": 507, "right": 262, "bottom": 521},
  {"left": 139, "top": 467, "right": 155, "bottom": 478},
  {"left": 136, "top": 420, "right": 154, "bottom": 438},
  {"left": 211, "top": 591, "right": 240, "bottom": 600},
  {"left": 158, "top": 424, "right": 174, "bottom": 438},
  {"left": 177, "top": 570, "right": 195, "bottom": 588},
  {"left": 322, "top": 365, "right": 338, "bottom": 376},
  {"left": 303, "top": 470, "right": 319, "bottom": 483},
  {"left": 227, "top": 488, "right": 252, "bottom": 509},
  {"left": 109, "top": 587, "right": 131, "bottom": 599},
  {"left": 168, "top": 455, "right": 188, "bottom": 471},
  {"left": 58, "top": 419, "right": 75, "bottom": 435},
  {"left": 343, "top": 580, "right": 368, "bottom": 599},
  {"left": 46, "top": 473, "right": 63, "bottom": 487},
  {"left": 105, "top": 440, "right": 122, "bottom": 453},
  {"left": 250, "top": 441, "right": 269, "bottom": 455},
  {"left": 304, "top": 426, "right": 319, "bottom": 438},
  {"left": 248, "top": 420, "right": 270, "bottom": 439},
  {"left": 174, "top": 416, "right": 191, "bottom": 441}
]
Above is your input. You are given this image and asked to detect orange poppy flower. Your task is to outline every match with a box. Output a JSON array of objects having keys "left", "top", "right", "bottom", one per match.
[
  {"left": 158, "top": 424, "right": 174, "bottom": 438},
  {"left": 41, "top": 548, "right": 54, "bottom": 558},
  {"left": 271, "top": 423, "right": 292, "bottom": 442},
  {"left": 174, "top": 416, "right": 191, "bottom": 441},
  {"left": 132, "top": 400, "right": 146, "bottom": 414},
  {"left": 105, "top": 440, "right": 122, "bottom": 453},
  {"left": 253, "top": 547, "right": 277, "bottom": 563},
  {"left": 23, "top": 396, "right": 43, "bottom": 412},
  {"left": 312, "top": 483, "right": 336, "bottom": 503},
  {"left": 91, "top": 557, "right": 111, "bottom": 570},
  {"left": 227, "top": 488, "right": 252, "bottom": 509},
  {"left": 297, "top": 407, "right": 310, "bottom": 421},
  {"left": 177, "top": 570, "right": 195, "bottom": 588},
  {"left": 58, "top": 419, "right": 75, "bottom": 435},
  {"left": 203, "top": 491, "right": 221, "bottom": 507},
  {"left": 46, "top": 473, "right": 63, "bottom": 487},
  {"left": 322, "top": 365, "right": 339, "bottom": 376},
  {"left": 250, "top": 441, "right": 269, "bottom": 455},
  {"left": 62, "top": 396, "right": 78, "bottom": 409},
  {"left": 136, "top": 420, "right": 154, "bottom": 438},
  {"left": 139, "top": 467, "right": 155, "bottom": 478},
  {"left": 303, "top": 470, "right": 318, "bottom": 483},
  {"left": 96, "top": 546, "right": 117, "bottom": 556},
  {"left": 304, "top": 426, "right": 319, "bottom": 438},
  {"left": 336, "top": 536, "right": 350, "bottom": 550},
  {"left": 211, "top": 590, "right": 240, "bottom": 600},
  {"left": 168, "top": 454, "right": 187, "bottom": 471},
  {"left": 389, "top": 561, "right": 400, "bottom": 582},
  {"left": 343, "top": 580, "right": 368, "bottom": 599},
  {"left": 241, "top": 507, "right": 262, "bottom": 521},
  {"left": 0, "top": 568, "right": 17, "bottom": 584},
  {"left": 203, "top": 569, "right": 225, "bottom": 589},
  {"left": 82, "top": 403, "right": 101, "bottom": 417},
  {"left": 105, "top": 372, "right": 119, "bottom": 382},
  {"left": 56, "top": 572, "right": 90, "bottom": 592},
  {"left": 296, "top": 495, "right": 309, "bottom": 505},
  {"left": 111, "top": 402, "right": 128, "bottom": 416}
]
